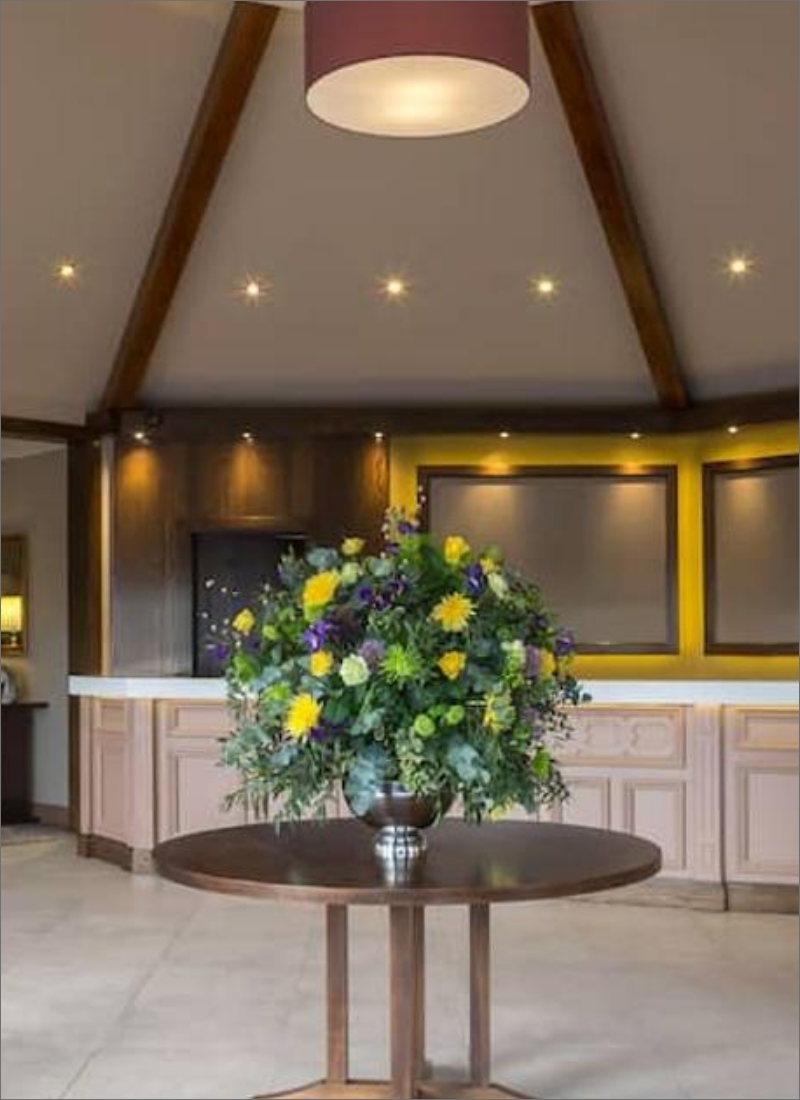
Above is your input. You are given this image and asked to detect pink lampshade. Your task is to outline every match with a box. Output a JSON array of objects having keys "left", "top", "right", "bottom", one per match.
[{"left": 305, "top": 1, "right": 531, "bottom": 138}]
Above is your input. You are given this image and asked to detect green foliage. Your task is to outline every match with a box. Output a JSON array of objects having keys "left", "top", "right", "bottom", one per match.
[{"left": 223, "top": 507, "right": 589, "bottom": 824}]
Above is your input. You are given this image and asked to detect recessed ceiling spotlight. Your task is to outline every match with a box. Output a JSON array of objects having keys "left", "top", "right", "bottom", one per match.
[
  {"left": 241, "top": 431, "right": 255, "bottom": 444},
  {"left": 629, "top": 431, "right": 642, "bottom": 441},
  {"left": 381, "top": 276, "right": 408, "bottom": 301},
  {"left": 499, "top": 430, "right": 511, "bottom": 439},
  {"left": 725, "top": 253, "right": 754, "bottom": 280},
  {"left": 531, "top": 275, "right": 558, "bottom": 300},
  {"left": 132, "top": 430, "right": 148, "bottom": 444},
  {"left": 55, "top": 259, "right": 79, "bottom": 284},
  {"left": 239, "top": 276, "right": 269, "bottom": 303},
  {"left": 727, "top": 424, "right": 740, "bottom": 435},
  {"left": 374, "top": 431, "right": 385, "bottom": 442}
]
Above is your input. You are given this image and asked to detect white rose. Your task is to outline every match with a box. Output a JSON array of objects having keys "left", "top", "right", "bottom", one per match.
[
  {"left": 488, "top": 572, "right": 509, "bottom": 600},
  {"left": 340, "top": 654, "right": 370, "bottom": 687}
]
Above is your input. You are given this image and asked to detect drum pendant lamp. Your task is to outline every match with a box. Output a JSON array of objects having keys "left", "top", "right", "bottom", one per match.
[{"left": 304, "top": 1, "right": 531, "bottom": 138}]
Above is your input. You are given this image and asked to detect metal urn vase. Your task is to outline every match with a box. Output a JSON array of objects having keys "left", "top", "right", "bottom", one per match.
[{"left": 346, "top": 781, "right": 452, "bottom": 864}]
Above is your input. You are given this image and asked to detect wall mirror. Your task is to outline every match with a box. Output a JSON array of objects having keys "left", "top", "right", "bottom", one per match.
[{"left": 1, "top": 535, "right": 28, "bottom": 656}]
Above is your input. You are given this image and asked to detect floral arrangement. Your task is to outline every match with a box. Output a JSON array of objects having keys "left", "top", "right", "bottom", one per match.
[{"left": 222, "top": 509, "right": 588, "bottom": 823}]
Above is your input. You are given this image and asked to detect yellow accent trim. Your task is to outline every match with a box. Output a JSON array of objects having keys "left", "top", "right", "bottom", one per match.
[{"left": 390, "top": 422, "right": 799, "bottom": 681}]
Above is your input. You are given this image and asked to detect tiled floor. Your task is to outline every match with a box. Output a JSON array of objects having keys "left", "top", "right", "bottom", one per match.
[{"left": 1, "top": 839, "right": 798, "bottom": 1100}]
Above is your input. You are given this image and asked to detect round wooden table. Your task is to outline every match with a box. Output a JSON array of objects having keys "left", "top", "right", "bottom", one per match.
[{"left": 155, "top": 819, "right": 661, "bottom": 1100}]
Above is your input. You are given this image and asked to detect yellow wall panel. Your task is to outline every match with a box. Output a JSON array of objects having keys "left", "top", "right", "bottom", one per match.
[{"left": 389, "top": 422, "right": 799, "bottom": 681}]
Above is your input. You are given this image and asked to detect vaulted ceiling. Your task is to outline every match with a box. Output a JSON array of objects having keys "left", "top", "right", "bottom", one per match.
[{"left": 1, "top": 1, "right": 797, "bottom": 426}]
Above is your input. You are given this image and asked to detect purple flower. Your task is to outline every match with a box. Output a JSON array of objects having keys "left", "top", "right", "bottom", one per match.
[
  {"left": 466, "top": 562, "right": 487, "bottom": 596},
  {"left": 357, "top": 585, "right": 376, "bottom": 607},
  {"left": 554, "top": 629, "right": 576, "bottom": 657},
  {"left": 398, "top": 519, "right": 418, "bottom": 535},
  {"left": 384, "top": 540, "right": 400, "bottom": 556},
  {"left": 310, "top": 723, "right": 344, "bottom": 744},
  {"left": 359, "top": 639, "right": 387, "bottom": 669},
  {"left": 302, "top": 619, "right": 337, "bottom": 652},
  {"left": 525, "top": 645, "right": 541, "bottom": 679},
  {"left": 530, "top": 612, "right": 549, "bottom": 635},
  {"left": 213, "top": 642, "right": 230, "bottom": 662}
]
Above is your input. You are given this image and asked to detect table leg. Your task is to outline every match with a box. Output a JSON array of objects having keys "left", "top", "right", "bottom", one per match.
[
  {"left": 259, "top": 901, "right": 529, "bottom": 1100},
  {"left": 390, "top": 906, "right": 422, "bottom": 1099},
  {"left": 327, "top": 905, "right": 349, "bottom": 1084},
  {"left": 412, "top": 907, "right": 426, "bottom": 1080},
  {"left": 470, "top": 904, "right": 491, "bottom": 1088}
]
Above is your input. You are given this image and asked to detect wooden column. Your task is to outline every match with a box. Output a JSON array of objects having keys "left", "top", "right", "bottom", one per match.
[
  {"left": 327, "top": 905, "right": 349, "bottom": 1084},
  {"left": 470, "top": 904, "right": 491, "bottom": 1088}
]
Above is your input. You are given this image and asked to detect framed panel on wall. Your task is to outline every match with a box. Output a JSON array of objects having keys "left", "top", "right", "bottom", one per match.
[
  {"left": 419, "top": 465, "right": 678, "bottom": 654},
  {"left": 704, "top": 455, "right": 799, "bottom": 655}
]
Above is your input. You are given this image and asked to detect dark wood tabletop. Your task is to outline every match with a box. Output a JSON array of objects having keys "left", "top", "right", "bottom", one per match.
[{"left": 155, "top": 819, "right": 661, "bottom": 906}]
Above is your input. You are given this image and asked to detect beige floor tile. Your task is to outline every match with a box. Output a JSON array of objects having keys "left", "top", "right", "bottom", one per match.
[{"left": 1, "top": 842, "right": 797, "bottom": 1100}]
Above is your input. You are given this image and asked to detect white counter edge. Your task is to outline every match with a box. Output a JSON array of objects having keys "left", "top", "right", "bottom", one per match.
[{"left": 68, "top": 676, "right": 799, "bottom": 706}]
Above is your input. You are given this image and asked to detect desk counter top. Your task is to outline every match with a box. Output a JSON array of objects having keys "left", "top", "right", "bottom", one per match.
[{"left": 69, "top": 675, "right": 798, "bottom": 706}]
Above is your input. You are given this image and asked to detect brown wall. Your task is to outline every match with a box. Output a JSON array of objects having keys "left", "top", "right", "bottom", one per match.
[{"left": 69, "top": 417, "right": 389, "bottom": 676}]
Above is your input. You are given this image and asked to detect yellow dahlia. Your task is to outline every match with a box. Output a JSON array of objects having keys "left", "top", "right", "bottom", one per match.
[
  {"left": 540, "top": 650, "right": 557, "bottom": 678},
  {"left": 431, "top": 593, "right": 474, "bottom": 632},
  {"left": 232, "top": 608, "right": 256, "bottom": 635},
  {"left": 444, "top": 535, "right": 471, "bottom": 566},
  {"left": 302, "top": 570, "right": 340, "bottom": 616},
  {"left": 438, "top": 650, "right": 467, "bottom": 680},
  {"left": 285, "top": 693, "right": 322, "bottom": 739},
  {"left": 310, "top": 650, "right": 334, "bottom": 677}
]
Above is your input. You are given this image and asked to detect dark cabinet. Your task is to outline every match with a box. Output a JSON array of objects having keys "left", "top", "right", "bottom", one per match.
[{"left": 1, "top": 703, "right": 46, "bottom": 823}]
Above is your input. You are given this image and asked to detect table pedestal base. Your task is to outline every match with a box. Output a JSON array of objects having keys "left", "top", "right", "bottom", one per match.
[
  {"left": 259, "top": 903, "right": 530, "bottom": 1100},
  {"left": 257, "top": 1078, "right": 527, "bottom": 1099}
]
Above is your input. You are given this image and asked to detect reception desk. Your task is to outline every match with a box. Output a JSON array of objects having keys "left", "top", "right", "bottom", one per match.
[{"left": 69, "top": 677, "right": 799, "bottom": 911}]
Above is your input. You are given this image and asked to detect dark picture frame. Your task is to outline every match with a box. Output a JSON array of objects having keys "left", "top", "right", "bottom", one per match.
[
  {"left": 418, "top": 464, "right": 679, "bottom": 655},
  {"left": 703, "top": 454, "right": 799, "bottom": 656}
]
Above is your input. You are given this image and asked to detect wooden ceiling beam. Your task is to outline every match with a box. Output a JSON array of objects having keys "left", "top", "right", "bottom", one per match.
[
  {"left": 532, "top": 2, "right": 690, "bottom": 411},
  {"left": 98, "top": 2, "right": 280, "bottom": 413},
  {"left": 1, "top": 416, "right": 91, "bottom": 442},
  {"left": 115, "top": 389, "right": 797, "bottom": 440}
]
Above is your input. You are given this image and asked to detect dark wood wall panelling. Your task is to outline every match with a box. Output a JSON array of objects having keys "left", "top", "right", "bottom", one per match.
[{"left": 79, "top": 419, "right": 389, "bottom": 676}]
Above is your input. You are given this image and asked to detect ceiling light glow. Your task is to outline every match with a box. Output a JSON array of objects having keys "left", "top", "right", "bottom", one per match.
[
  {"left": 382, "top": 276, "right": 408, "bottom": 300},
  {"left": 55, "top": 260, "right": 79, "bottom": 283},
  {"left": 725, "top": 254, "right": 754, "bottom": 279},
  {"left": 239, "top": 276, "right": 269, "bottom": 303},
  {"left": 531, "top": 275, "right": 558, "bottom": 299}
]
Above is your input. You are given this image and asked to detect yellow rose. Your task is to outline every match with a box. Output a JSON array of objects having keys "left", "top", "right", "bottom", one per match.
[
  {"left": 310, "top": 650, "right": 334, "bottom": 677},
  {"left": 302, "top": 570, "right": 340, "bottom": 616},
  {"left": 431, "top": 593, "right": 474, "bottom": 633},
  {"left": 232, "top": 608, "right": 256, "bottom": 635},
  {"left": 285, "top": 693, "right": 322, "bottom": 739},
  {"left": 341, "top": 537, "right": 365, "bottom": 557},
  {"left": 444, "top": 535, "right": 471, "bottom": 566},
  {"left": 438, "top": 651, "right": 467, "bottom": 680},
  {"left": 479, "top": 556, "right": 499, "bottom": 575}
]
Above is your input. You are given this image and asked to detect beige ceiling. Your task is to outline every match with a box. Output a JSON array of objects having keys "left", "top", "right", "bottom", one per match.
[{"left": 1, "top": 1, "right": 797, "bottom": 423}]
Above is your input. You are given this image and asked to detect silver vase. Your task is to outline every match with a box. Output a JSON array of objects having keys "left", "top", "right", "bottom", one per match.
[{"left": 347, "top": 781, "right": 451, "bottom": 865}]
